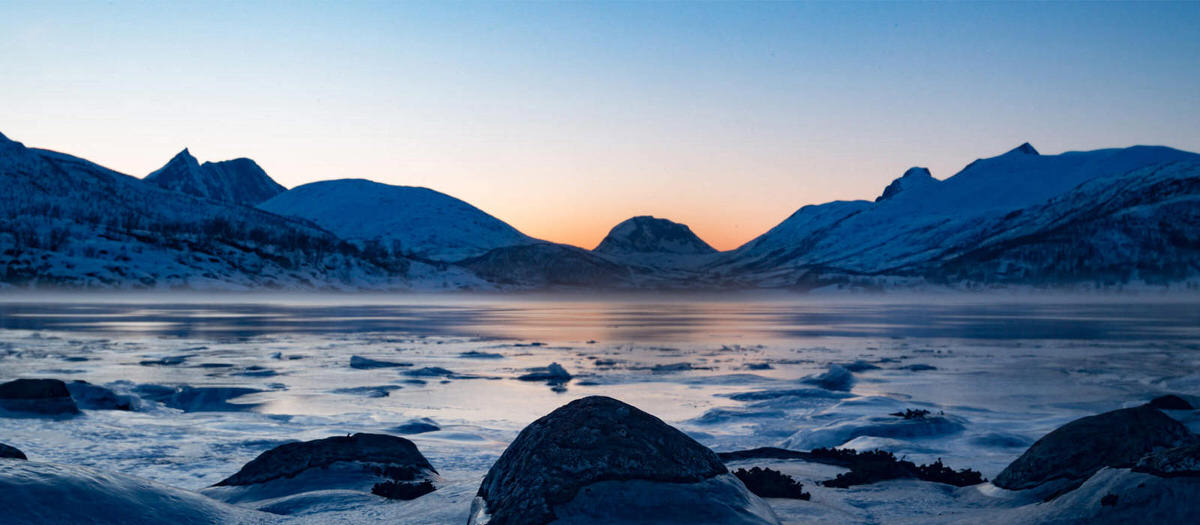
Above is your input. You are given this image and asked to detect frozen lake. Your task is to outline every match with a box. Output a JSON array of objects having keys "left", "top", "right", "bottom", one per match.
[{"left": 2, "top": 295, "right": 1199, "bottom": 523}]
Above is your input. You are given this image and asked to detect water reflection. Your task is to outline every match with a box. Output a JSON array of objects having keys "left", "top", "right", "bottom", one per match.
[{"left": 1, "top": 297, "right": 1197, "bottom": 342}]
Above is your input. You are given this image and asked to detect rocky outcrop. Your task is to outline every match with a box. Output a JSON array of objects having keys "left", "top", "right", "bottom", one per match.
[
  {"left": 993, "top": 405, "right": 1192, "bottom": 490},
  {"left": 473, "top": 396, "right": 777, "bottom": 525},
  {"left": 0, "top": 379, "right": 79, "bottom": 416}
]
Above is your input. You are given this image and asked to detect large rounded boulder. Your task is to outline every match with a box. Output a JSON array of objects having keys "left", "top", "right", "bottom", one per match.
[
  {"left": 204, "top": 433, "right": 438, "bottom": 509},
  {"left": 0, "top": 379, "right": 79, "bottom": 416},
  {"left": 994, "top": 405, "right": 1192, "bottom": 490},
  {"left": 472, "top": 396, "right": 779, "bottom": 525}
]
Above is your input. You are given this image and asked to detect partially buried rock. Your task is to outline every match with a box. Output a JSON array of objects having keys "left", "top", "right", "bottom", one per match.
[
  {"left": 65, "top": 380, "right": 133, "bottom": 410},
  {"left": 993, "top": 405, "right": 1193, "bottom": 490},
  {"left": 205, "top": 433, "right": 438, "bottom": 507},
  {"left": 0, "top": 378, "right": 79, "bottom": 416},
  {"left": 0, "top": 443, "right": 25, "bottom": 460},
  {"left": 472, "top": 395, "right": 779, "bottom": 525},
  {"left": 350, "top": 355, "right": 413, "bottom": 370}
]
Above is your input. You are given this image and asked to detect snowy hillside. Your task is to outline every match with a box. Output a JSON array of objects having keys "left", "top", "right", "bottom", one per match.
[
  {"left": 259, "top": 179, "right": 538, "bottom": 262},
  {"left": 0, "top": 131, "right": 483, "bottom": 290},
  {"left": 718, "top": 143, "right": 1200, "bottom": 288},
  {"left": 2, "top": 129, "right": 1198, "bottom": 291},
  {"left": 144, "top": 149, "right": 285, "bottom": 206}
]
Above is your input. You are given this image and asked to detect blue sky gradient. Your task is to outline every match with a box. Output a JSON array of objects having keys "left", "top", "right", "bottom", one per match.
[{"left": 3, "top": 1, "right": 1199, "bottom": 249}]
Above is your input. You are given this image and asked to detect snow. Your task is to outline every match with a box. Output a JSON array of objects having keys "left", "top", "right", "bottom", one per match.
[{"left": 258, "top": 179, "right": 538, "bottom": 262}]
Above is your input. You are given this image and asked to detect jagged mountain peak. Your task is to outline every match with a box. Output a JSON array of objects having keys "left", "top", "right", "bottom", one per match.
[
  {"left": 594, "top": 216, "right": 716, "bottom": 255},
  {"left": 1004, "top": 142, "right": 1040, "bottom": 156},
  {"left": 145, "top": 149, "right": 284, "bottom": 206},
  {"left": 877, "top": 167, "right": 937, "bottom": 202}
]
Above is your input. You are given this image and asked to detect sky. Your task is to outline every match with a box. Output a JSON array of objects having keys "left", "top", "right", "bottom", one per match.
[{"left": 3, "top": 1, "right": 1199, "bottom": 251}]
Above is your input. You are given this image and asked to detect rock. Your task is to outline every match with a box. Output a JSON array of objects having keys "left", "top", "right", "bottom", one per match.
[
  {"left": 473, "top": 396, "right": 778, "bottom": 525},
  {"left": 517, "top": 362, "right": 572, "bottom": 382},
  {"left": 0, "top": 443, "right": 25, "bottom": 460},
  {"left": 1148, "top": 394, "right": 1194, "bottom": 410},
  {"left": 0, "top": 379, "right": 80, "bottom": 416},
  {"left": 993, "top": 405, "right": 1193, "bottom": 490},
  {"left": 801, "top": 364, "right": 854, "bottom": 391},
  {"left": 65, "top": 380, "right": 133, "bottom": 410},
  {"left": 390, "top": 418, "right": 440, "bottom": 435},
  {"left": 1134, "top": 441, "right": 1200, "bottom": 477},
  {"left": 349, "top": 355, "right": 412, "bottom": 369},
  {"left": 207, "top": 433, "right": 438, "bottom": 506}
]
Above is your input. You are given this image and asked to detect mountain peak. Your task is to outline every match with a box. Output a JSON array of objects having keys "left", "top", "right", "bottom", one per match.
[
  {"left": 594, "top": 216, "right": 716, "bottom": 255},
  {"left": 876, "top": 167, "right": 936, "bottom": 202},
  {"left": 1004, "top": 142, "right": 1039, "bottom": 156},
  {"left": 145, "top": 149, "right": 284, "bottom": 206}
]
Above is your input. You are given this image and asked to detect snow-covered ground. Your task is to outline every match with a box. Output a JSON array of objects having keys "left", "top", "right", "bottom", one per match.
[{"left": 1, "top": 296, "right": 1198, "bottom": 523}]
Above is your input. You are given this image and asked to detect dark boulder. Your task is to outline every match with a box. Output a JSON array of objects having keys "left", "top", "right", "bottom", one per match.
[
  {"left": 0, "top": 379, "right": 80, "bottom": 415},
  {"left": 215, "top": 433, "right": 435, "bottom": 487},
  {"left": 0, "top": 443, "right": 25, "bottom": 460},
  {"left": 474, "top": 396, "right": 774, "bottom": 525},
  {"left": 206, "top": 433, "right": 439, "bottom": 508},
  {"left": 993, "top": 405, "right": 1192, "bottom": 490}
]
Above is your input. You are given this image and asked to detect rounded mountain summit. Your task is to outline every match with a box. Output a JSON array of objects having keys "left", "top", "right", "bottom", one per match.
[{"left": 594, "top": 216, "right": 717, "bottom": 256}]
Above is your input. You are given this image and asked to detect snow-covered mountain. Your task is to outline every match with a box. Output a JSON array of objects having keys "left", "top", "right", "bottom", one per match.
[
  {"left": 717, "top": 143, "right": 1200, "bottom": 289},
  {"left": 3, "top": 130, "right": 1198, "bottom": 291},
  {"left": 0, "top": 131, "right": 482, "bottom": 290},
  {"left": 258, "top": 179, "right": 538, "bottom": 262},
  {"left": 144, "top": 149, "right": 285, "bottom": 206}
]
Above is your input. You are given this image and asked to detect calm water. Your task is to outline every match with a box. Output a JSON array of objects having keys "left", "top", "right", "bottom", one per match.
[{"left": 2, "top": 294, "right": 1199, "bottom": 508}]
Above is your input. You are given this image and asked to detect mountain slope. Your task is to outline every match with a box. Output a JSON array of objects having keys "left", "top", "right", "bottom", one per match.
[
  {"left": 259, "top": 179, "right": 537, "bottom": 262},
  {"left": 144, "top": 149, "right": 285, "bottom": 206},
  {"left": 0, "top": 131, "right": 450, "bottom": 289},
  {"left": 926, "top": 160, "right": 1200, "bottom": 285},
  {"left": 720, "top": 143, "right": 1200, "bottom": 286}
]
